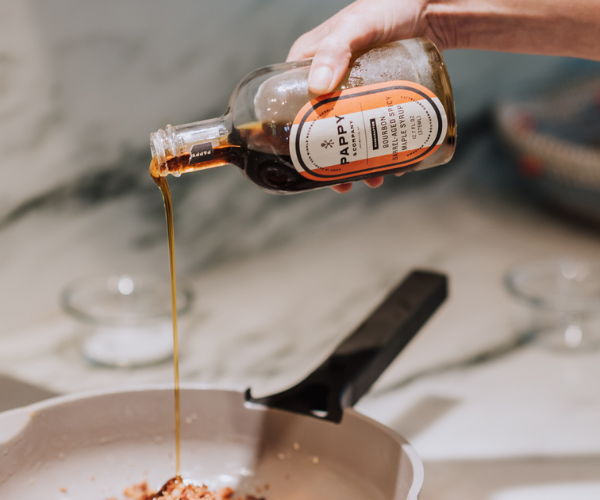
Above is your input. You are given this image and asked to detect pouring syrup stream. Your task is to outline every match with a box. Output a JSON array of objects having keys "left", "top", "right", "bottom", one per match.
[{"left": 150, "top": 157, "right": 182, "bottom": 482}]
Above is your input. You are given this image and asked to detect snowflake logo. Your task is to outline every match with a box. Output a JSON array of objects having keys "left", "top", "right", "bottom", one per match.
[{"left": 321, "top": 139, "right": 334, "bottom": 149}]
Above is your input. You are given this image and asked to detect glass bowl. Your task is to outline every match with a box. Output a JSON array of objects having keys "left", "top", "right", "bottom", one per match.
[
  {"left": 505, "top": 257, "right": 600, "bottom": 351},
  {"left": 62, "top": 274, "right": 194, "bottom": 367}
]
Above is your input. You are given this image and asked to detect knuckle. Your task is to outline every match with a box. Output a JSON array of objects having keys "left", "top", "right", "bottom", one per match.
[
  {"left": 318, "top": 35, "right": 352, "bottom": 59},
  {"left": 296, "top": 30, "right": 315, "bottom": 44}
]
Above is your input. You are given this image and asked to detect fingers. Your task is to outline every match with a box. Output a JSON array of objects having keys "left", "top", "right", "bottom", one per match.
[
  {"left": 307, "top": 34, "right": 354, "bottom": 94},
  {"left": 286, "top": 2, "right": 360, "bottom": 62},
  {"left": 288, "top": 2, "right": 383, "bottom": 94},
  {"left": 287, "top": 21, "right": 333, "bottom": 61},
  {"left": 364, "top": 176, "right": 384, "bottom": 188},
  {"left": 287, "top": 17, "right": 358, "bottom": 94},
  {"left": 288, "top": 0, "right": 428, "bottom": 95},
  {"left": 331, "top": 182, "right": 353, "bottom": 193},
  {"left": 306, "top": 10, "right": 379, "bottom": 94},
  {"left": 331, "top": 176, "right": 385, "bottom": 193}
]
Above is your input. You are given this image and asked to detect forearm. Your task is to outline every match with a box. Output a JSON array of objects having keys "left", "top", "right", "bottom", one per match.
[{"left": 425, "top": 0, "right": 600, "bottom": 60}]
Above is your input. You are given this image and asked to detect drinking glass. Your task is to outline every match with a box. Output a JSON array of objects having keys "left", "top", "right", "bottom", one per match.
[
  {"left": 62, "top": 274, "right": 193, "bottom": 367},
  {"left": 506, "top": 257, "right": 600, "bottom": 352}
]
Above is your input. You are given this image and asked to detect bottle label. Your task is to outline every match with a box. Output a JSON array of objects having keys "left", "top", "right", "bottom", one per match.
[
  {"left": 189, "top": 142, "right": 214, "bottom": 164},
  {"left": 289, "top": 80, "right": 447, "bottom": 181}
]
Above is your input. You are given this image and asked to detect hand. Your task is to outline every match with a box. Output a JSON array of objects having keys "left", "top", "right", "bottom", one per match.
[
  {"left": 288, "top": 0, "right": 434, "bottom": 192},
  {"left": 289, "top": 0, "right": 600, "bottom": 96},
  {"left": 288, "top": 0, "right": 435, "bottom": 95},
  {"left": 288, "top": 0, "right": 600, "bottom": 192}
]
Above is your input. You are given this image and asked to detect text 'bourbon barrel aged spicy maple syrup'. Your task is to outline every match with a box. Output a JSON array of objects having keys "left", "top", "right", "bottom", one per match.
[{"left": 149, "top": 37, "right": 456, "bottom": 485}]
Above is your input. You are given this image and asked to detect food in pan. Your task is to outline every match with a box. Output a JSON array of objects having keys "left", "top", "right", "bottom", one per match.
[{"left": 107, "top": 478, "right": 265, "bottom": 500}]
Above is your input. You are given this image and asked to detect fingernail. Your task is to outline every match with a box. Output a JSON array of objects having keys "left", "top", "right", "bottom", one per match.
[{"left": 309, "top": 66, "right": 333, "bottom": 93}]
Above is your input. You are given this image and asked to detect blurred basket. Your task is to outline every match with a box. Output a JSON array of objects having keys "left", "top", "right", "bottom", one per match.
[{"left": 495, "top": 76, "right": 600, "bottom": 224}]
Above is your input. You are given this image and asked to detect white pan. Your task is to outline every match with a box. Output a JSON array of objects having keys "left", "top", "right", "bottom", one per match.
[{"left": 0, "top": 271, "right": 447, "bottom": 500}]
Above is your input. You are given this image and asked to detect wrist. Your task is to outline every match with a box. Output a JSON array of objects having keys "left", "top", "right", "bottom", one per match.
[{"left": 423, "top": 0, "right": 600, "bottom": 61}]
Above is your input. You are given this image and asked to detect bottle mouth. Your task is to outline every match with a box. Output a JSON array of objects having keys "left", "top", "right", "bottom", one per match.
[
  {"left": 150, "top": 125, "right": 179, "bottom": 166},
  {"left": 150, "top": 130, "right": 165, "bottom": 165}
]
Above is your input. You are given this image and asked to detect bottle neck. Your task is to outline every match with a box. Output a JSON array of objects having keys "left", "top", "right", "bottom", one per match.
[{"left": 150, "top": 115, "right": 232, "bottom": 173}]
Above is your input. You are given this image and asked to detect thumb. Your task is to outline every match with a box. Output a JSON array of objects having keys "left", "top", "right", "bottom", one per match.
[
  {"left": 305, "top": 1, "right": 395, "bottom": 94},
  {"left": 307, "top": 34, "right": 354, "bottom": 94}
]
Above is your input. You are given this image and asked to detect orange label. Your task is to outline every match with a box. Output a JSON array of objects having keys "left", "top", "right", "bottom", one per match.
[{"left": 289, "top": 81, "right": 447, "bottom": 181}]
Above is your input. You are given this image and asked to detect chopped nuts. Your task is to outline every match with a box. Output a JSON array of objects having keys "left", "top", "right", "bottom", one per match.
[{"left": 117, "top": 479, "right": 263, "bottom": 500}]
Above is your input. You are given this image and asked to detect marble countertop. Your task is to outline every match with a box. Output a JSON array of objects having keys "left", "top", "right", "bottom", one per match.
[{"left": 2, "top": 163, "right": 600, "bottom": 499}]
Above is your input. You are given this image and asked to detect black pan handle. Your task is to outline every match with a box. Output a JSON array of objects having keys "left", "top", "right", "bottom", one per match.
[{"left": 245, "top": 270, "right": 448, "bottom": 423}]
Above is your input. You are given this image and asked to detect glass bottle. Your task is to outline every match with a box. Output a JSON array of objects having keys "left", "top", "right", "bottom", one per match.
[{"left": 150, "top": 37, "right": 456, "bottom": 194}]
